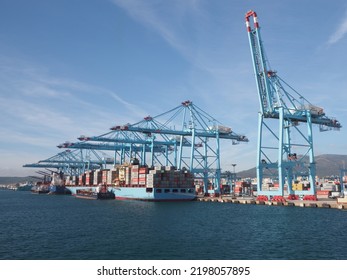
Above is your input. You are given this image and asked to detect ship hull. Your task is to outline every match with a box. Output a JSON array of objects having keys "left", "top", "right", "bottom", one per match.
[
  {"left": 17, "top": 184, "right": 34, "bottom": 191},
  {"left": 111, "top": 186, "right": 196, "bottom": 201},
  {"left": 65, "top": 186, "right": 100, "bottom": 195},
  {"left": 66, "top": 186, "right": 115, "bottom": 200},
  {"left": 67, "top": 186, "right": 195, "bottom": 201},
  {"left": 48, "top": 185, "right": 71, "bottom": 195}
]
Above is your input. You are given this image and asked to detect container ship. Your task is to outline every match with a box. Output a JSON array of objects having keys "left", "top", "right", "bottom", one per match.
[{"left": 65, "top": 161, "right": 196, "bottom": 201}]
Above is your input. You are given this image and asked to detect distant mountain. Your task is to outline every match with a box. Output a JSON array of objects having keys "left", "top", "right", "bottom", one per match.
[
  {"left": 1, "top": 154, "right": 347, "bottom": 184},
  {"left": 237, "top": 154, "right": 347, "bottom": 178},
  {"left": 0, "top": 177, "right": 39, "bottom": 185}
]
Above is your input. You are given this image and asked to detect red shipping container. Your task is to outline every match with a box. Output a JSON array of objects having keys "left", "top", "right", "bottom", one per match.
[{"left": 139, "top": 167, "right": 148, "bottom": 174}]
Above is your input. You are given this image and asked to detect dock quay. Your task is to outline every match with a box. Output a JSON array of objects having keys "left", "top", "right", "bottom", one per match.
[{"left": 196, "top": 195, "right": 347, "bottom": 210}]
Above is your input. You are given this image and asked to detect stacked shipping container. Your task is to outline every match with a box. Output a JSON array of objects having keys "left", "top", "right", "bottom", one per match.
[
  {"left": 234, "top": 181, "right": 251, "bottom": 196},
  {"left": 85, "top": 170, "right": 94, "bottom": 186},
  {"left": 93, "top": 170, "right": 102, "bottom": 185},
  {"left": 69, "top": 165, "right": 194, "bottom": 189}
]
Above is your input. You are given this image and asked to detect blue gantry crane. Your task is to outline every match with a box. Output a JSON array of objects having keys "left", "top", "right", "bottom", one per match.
[
  {"left": 112, "top": 100, "right": 248, "bottom": 194},
  {"left": 75, "top": 128, "right": 187, "bottom": 167},
  {"left": 58, "top": 100, "right": 248, "bottom": 195},
  {"left": 245, "top": 10, "right": 341, "bottom": 198},
  {"left": 58, "top": 122, "right": 190, "bottom": 168}
]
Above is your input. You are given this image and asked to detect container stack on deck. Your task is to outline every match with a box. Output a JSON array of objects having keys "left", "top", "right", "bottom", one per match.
[
  {"left": 145, "top": 166, "right": 194, "bottom": 189},
  {"left": 78, "top": 173, "right": 85, "bottom": 186},
  {"left": 93, "top": 170, "right": 102, "bottom": 185},
  {"left": 107, "top": 169, "right": 118, "bottom": 185},
  {"left": 102, "top": 170, "right": 109, "bottom": 184},
  {"left": 85, "top": 170, "right": 93, "bottom": 186},
  {"left": 65, "top": 164, "right": 195, "bottom": 189}
]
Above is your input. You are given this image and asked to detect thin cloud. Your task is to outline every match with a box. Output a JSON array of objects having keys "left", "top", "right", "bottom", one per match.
[
  {"left": 110, "top": 0, "right": 208, "bottom": 69},
  {"left": 327, "top": 11, "right": 347, "bottom": 45},
  {"left": 109, "top": 0, "right": 253, "bottom": 112},
  {"left": 0, "top": 127, "right": 57, "bottom": 148},
  {"left": 0, "top": 96, "right": 74, "bottom": 134},
  {"left": 108, "top": 91, "right": 148, "bottom": 120},
  {"left": 0, "top": 55, "right": 150, "bottom": 151}
]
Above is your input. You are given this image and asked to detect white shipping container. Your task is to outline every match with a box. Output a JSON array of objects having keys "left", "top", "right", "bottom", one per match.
[
  {"left": 165, "top": 166, "right": 174, "bottom": 171},
  {"left": 301, "top": 104, "right": 324, "bottom": 115},
  {"left": 146, "top": 180, "right": 160, "bottom": 184},
  {"left": 93, "top": 170, "right": 102, "bottom": 185},
  {"left": 147, "top": 173, "right": 161, "bottom": 179},
  {"left": 330, "top": 191, "right": 340, "bottom": 198},
  {"left": 131, "top": 172, "right": 139, "bottom": 178},
  {"left": 107, "top": 171, "right": 118, "bottom": 185},
  {"left": 208, "top": 125, "right": 232, "bottom": 134}
]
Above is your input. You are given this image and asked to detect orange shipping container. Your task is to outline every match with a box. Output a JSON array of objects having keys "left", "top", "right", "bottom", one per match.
[{"left": 317, "top": 190, "right": 331, "bottom": 195}]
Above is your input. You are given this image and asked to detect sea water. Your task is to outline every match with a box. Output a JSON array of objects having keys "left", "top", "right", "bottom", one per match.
[{"left": 0, "top": 190, "right": 346, "bottom": 260}]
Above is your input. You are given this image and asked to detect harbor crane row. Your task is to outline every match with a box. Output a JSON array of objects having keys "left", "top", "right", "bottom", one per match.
[
  {"left": 58, "top": 138, "right": 178, "bottom": 167},
  {"left": 111, "top": 100, "right": 248, "bottom": 194},
  {"left": 61, "top": 101, "right": 248, "bottom": 195},
  {"left": 23, "top": 149, "right": 113, "bottom": 176}
]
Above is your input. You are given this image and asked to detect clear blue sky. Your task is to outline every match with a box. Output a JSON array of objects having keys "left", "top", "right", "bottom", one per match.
[{"left": 1, "top": 0, "right": 347, "bottom": 176}]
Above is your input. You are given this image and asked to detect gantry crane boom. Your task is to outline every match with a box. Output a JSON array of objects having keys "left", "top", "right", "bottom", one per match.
[
  {"left": 114, "top": 101, "right": 248, "bottom": 142},
  {"left": 245, "top": 10, "right": 341, "bottom": 130},
  {"left": 68, "top": 129, "right": 188, "bottom": 167},
  {"left": 58, "top": 142, "right": 167, "bottom": 153},
  {"left": 23, "top": 149, "right": 112, "bottom": 176},
  {"left": 57, "top": 141, "right": 175, "bottom": 166}
]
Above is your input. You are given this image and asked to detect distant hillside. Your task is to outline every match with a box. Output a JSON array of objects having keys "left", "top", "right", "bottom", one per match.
[
  {"left": 237, "top": 154, "right": 347, "bottom": 178},
  {"left": 0, "top": 177, "right": 39, "bottom": 185},
  {"left": 1, "top": 154, "right": 347, "bottom": 184}
]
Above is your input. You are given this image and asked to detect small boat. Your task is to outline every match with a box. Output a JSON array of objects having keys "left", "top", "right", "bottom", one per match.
[
  {"left": 31, "top": 184, "right": 49, "bottom": 194},
  {"left": 75, "top": 185, "right": 115, "bottom": 200},
  {"left": 17, "top": 182, "right": 34, "bottom": 191},
  {"left": 75, "top": 189, "right": 98, "bottom": 199}
]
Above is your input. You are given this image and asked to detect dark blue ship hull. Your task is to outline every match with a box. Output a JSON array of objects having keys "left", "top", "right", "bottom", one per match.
[{"left": 48, "top": 185, "right": 71, "bottom": 195}]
